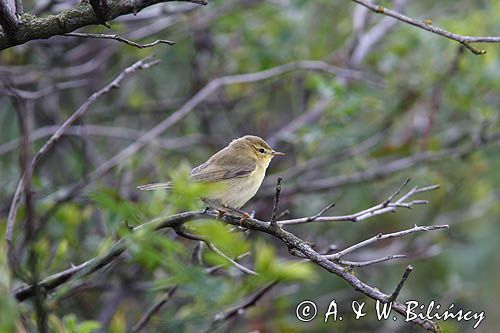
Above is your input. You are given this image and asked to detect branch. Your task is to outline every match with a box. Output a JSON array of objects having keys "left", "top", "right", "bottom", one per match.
[
  {"left": 174, "top": 227, "right": 258, "bottom": 275},
  {"left": 64, "top": 32, "right": 175, "bottom": 48},
  {"left": 0, "top": 126, "right": 200, "bottom": 157},
  {"left": 324, "top": 225, "right": 448, "bottom": 260},
  {"left": 131, "top": 287, "right": 178, "bottom": 333},
  {"left": 208, "top": 281, "right": 278, "bottom": 332},
  {"left": 351, "top": 0, "right": 500, "bottom": 55},
  {"left": 214, "top": 213, "right": 444, "bottom": 331},
  {"left": 337, "top": 254, "right": 407, "bottom": 267},
  {"left": 269, "top": 177, "right": 282, "bottom": 229},
  {"left": 5, "top": 57, "right": 160, "bottom": 272},
  {"left": 131, "top": 252, "right": 250, "bottom": 332},
  {"left": 279, "top": 180, "right": 438, "bottom": 225},
  {"left": 349, "top": 0, "right": 408, "bottom": 66},
  {"left": 388, "top": 265, "right": 413, "bottom": 302},
  {"left": 0, "top": 0, "right": 207, "bottom": 51},
  {"left": 14, "top": 0, "right": 23, "bottom": 16},
  {"left": 14, "top": 210, "right": 206, "bottom": 301},
  {"left": 0, "top": 0, "right": 19, "bottom": 35},
  {"left": 14, "top": 183, "right": 446, "bottom": 331}
]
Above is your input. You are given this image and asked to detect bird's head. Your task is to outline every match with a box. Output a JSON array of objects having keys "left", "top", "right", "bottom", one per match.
[{"left": 229, "top": 135, "right": 285, "bottom": 166}]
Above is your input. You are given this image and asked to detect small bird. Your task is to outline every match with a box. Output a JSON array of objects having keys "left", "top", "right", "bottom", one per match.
[{"left": 138, "top": 135, "right": 284, "bottom": 210}]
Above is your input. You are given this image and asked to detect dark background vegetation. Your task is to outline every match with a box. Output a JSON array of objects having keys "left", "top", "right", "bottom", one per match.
[{"left": 1, "top": 0, "right": 499, "bottom": 332}]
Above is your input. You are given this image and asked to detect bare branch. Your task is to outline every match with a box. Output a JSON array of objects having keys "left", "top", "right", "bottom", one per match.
[
  {"left": 16, "top": 104, "right": 48, "bottom": 332},
  {"left": 269, "top": 177, "right": 282, "bottom": 229},
  {"left": 14, "top": 0, "right": 23, "bottom": 16},
  {"left": 349, "top": 0, "right": 408, "bottom": 66},
  {"left": 174, "top": 227, "right": 258, "bottom": 276},
  {"left": 279, "top": 181, "right": 438, "bottom": 226},
  {"left": 1, "top": 79, "right": 89, "bottom": 100},
  {"left": 0, "top": 126, "right": 200, "bottom": 157},
  {"left": 131, "top": 287, "right": 178, "bottom": 333},
  {"left": 351, "top": 0, "right": 500, "bottom": 55},
  {"left": 209, "top": 281, "right": 278, "bottom": 332},
  {"left": 382, "top": 177, "right": 411, "bottom": 207},
  {"left": 338, "top": 254, "right": 407, "bottom": 267},
  {"left": 0, "top": 0, "right": 19, "bottom": 35},
  {"left": 388, "top": 265, "right": 413, "bottom": 302},
  {"left": 14, "top": 210, "right": 207, "bottom": 301},
  {"left": 267, "top": 96, "right": 333, "bottom": 147},
  {"left": 64, "top": 32, "right": 175, "bottom": 48},
  {"left": 131, "top": 250, "right": 251, "bottom": 332},
  {"left": 304, "top": 202, "right": 336, "bottom": 222},
  {"left": 324, "top": 225, "right": 449, "bottom": 260},
  {"left": 13, "top": 183, "right": 446, "bottom": 332},
  {"left": 0, "top": 0, "right": 207, "bottom": 51}
]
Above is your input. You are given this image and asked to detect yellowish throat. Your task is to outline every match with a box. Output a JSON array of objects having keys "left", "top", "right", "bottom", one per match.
[{"left": 138, "top": 135, "right": 284, "bottom": 209}]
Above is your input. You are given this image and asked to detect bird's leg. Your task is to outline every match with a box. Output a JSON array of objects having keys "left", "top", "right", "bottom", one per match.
[
  {"left": 221, "top": 204, "right": 249, "bottom": 216},
  {"left": 217, "top": 208, "right": 227, "bottom": 220},
  {"left": 238, "top": 212, "right": 250, "bottom": 225},
  {"left": 218, "top": 205, "right": 252, "bottom": 225}
]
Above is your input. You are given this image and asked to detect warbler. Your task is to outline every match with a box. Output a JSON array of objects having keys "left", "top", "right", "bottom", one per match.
[{"left": 138, "top": 135, "right": 284, "bottom": 209}]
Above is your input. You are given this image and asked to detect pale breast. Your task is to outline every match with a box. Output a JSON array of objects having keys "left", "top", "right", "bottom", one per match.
[{"left": 206, "top": 165, "right": 267, "bottom": 209}]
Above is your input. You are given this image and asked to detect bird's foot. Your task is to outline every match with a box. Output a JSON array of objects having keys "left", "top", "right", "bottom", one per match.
[
  {"left": 217, "top": 208, "right": 228, "bottom": 220},
  {"left": 239, "top": 212, "right": 250, "bottom": 225}
]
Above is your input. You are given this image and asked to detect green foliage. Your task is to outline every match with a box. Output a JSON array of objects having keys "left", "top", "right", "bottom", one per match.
[
  {"left": 254, "top": 241, "right": 314, "bottom": 282},
  {"left": 48, "top": 314, "right": 101, "bottom": 333},
  {"left": 192, "top": 220, "right": 249, "bottom": 263},
  {"left": 0, "top": 242, "right": 19, "bottom": 333}
]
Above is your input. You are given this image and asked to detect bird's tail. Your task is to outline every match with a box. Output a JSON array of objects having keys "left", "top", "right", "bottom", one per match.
[{"left": 137, "top": 182, "right": 173, "bottom": 191}]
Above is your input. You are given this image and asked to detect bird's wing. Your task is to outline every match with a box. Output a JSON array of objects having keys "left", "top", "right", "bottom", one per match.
[{"left": 190, "top": 158, "right": 256, "bottom": 183}]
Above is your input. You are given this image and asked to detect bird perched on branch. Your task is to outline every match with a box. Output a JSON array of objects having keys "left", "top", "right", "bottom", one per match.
[{"left": 138, "top": 135, "right": 284, "bottom": 211}]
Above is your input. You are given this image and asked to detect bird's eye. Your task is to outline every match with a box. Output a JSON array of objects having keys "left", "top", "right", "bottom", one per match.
[{"left": 258, "top": 148, "right": 265, "bottom": 153}]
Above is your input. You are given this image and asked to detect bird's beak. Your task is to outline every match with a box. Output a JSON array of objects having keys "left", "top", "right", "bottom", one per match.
[{"left": 271, "top": 150, "right": 285, "bottom": 156}]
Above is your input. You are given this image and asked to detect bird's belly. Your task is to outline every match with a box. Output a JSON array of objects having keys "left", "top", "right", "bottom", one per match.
[{"left": 207, "top": 169, "right": 265, "bottom": 209}]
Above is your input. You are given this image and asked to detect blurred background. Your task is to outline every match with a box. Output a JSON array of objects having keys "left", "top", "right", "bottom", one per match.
[{"left": 1, "top": 0, "right": 499, "bottom": 332}]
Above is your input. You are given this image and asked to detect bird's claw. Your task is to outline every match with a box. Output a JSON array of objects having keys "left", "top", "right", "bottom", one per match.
[{"left": 239, "top": 212, "right": 250, "bottom": 225}]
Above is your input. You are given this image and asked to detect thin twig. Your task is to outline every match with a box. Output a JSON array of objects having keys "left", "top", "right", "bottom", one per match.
[
  {"left": 279, "top": 181, "right": 438, "bottom": 225},
  {"left": 131, "top": 287, "right": 178, "bottom": 332},
  {"left": 174, "top": 227, "right": 257, "bottom": 276},
  {"left": 131, "top": 250, "right": 251, "bottom": 332},
  {"left": 348, "top": 0, "right": 408, "bottom": 66},
  {"left": 0, "top": 126, "right": 200, "bottom": 156},
  {"left": 16, "top": 105, "right": 48, "bottom": 332},
  {"left": 351, "top": 0, "right": 500, "bottom": 54},
  {"left": 64, "top": 32, "right": 175, "bottom": 48},
  {"left": 269, "top": 177, "right": 282, "bottom": 229},
  {"left": 305, "top": 202, "right": 336, "bottom": 222},
  {"left": 324, "top": 225, "right": 449, "bottom": 260},
  {"left": 338, "top": 254, "right": 407, "bottom": 267},
  {"left": 382, "top": 177, "right": 411, "bottom": 207},
  {"left": 208, "top": 281, "right": 278, "bottom": 332},
  {"left": 388, "top": 265, "right": 413, "bottom": 302}
]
